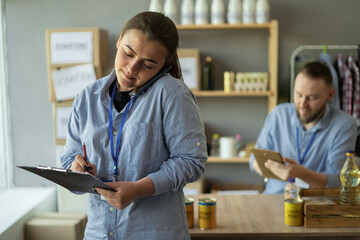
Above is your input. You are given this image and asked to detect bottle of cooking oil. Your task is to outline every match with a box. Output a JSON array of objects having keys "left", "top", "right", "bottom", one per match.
[
  {"left": 340, "top": 150, "right": 360, "bottom": 205},
  {"left": 284, "top": 178, "right": 303, "bottom": 226}
]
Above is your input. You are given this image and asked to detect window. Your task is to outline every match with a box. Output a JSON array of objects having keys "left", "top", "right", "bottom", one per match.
[{"left": 0, "top": 0, "right": 13, "bottom": 191}]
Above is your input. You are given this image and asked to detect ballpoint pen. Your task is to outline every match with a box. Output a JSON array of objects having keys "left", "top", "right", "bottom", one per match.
[{"left": 82, "top": 142, "right": 93, "bottom": 172}]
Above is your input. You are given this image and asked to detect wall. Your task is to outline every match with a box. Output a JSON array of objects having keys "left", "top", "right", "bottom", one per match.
[{"left": 4, "top": 0, "right": 360, "bottom": 187}]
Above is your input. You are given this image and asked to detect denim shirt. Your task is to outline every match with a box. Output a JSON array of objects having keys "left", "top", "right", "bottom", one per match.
[
  {"left": 249, "top": 103, "right": 357, "bottom": 194},
  {"left": 61, "top": 70, "right": 207, "bottom": 239}
]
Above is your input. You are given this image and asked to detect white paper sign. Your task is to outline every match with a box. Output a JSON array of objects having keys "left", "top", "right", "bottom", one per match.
[
  {"left": 56, "top": 107, "right": 72, "bottom": 139},
  {"left": 50, "top": 32, "right": 93, "bottom": 64},
  {"left": 52, "top": 63, "right": 97, "bottom": 101},
  {"left": 179, "top": 57, "right": 197, "bottom": 89}
]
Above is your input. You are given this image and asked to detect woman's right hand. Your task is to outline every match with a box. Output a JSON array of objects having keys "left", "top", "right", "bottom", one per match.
[{"left": 70, "top": 155, "right": 97, "bottom": 176}]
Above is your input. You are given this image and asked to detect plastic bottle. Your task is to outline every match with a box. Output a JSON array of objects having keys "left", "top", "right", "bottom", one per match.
[
  {"left": 227, "top": 0, "right": 242, "bottom": 24},
  {"left": 149, "top": 0, "right": 163, "bottom": 13},
  {"left": 284, "top": 178, "right": 303, "bottom": 226},
  {"left": 242, "top": 0, "right": 255, "bottom": 24},
  {"left": 211, "top": 133, "right": 220, "bottom": 156},
  {"left": 256, "top": 0, "right": 270, "bottom": 24},
  {"left": 234, "top": 134, "right": 243, "bottom": 156},
  {"left": 181, "top": 0, "right": 194, "bottom": 25},
  {"left": 284, "top": 178, "right": 300, "bottom": 200},
  {"left": 211, "top": 0, "right": 225, "bottom": 24},
  {"left": 195, "top": 0, "right": 209, "bottom": 25},
  {"left": 340, "top": 150, "right": 360, "bottom": 205},
  {"left": 164, "top": 0, "right": 178, "bottom": 24},
  {"left": 203, "top": 56, "right": 214, "bottom": 90}
]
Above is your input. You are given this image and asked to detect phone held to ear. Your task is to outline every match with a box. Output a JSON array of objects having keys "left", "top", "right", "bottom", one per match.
[{"left": 134, "top": 65, "right": 172, "bottom": 96}]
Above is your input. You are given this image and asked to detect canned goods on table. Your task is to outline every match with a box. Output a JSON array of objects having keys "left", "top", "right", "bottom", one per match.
[
  {"left": 284, "top": 198, "right": 303, "bottom": 226},
  {"left": 198, "top": 198, "right": 217, "bottom": 229},
  {"left": 185, "top": 197, "right": 194, "bottom": 228}
]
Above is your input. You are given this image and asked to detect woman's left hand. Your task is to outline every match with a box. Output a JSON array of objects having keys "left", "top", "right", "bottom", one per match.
[{"left": 95, "top": 181, "right": 138, "bottom": 210}]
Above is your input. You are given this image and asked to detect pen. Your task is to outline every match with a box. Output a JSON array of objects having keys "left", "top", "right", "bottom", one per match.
[{"left": 82, "top": 142, "right": 93, "bottom": 172}]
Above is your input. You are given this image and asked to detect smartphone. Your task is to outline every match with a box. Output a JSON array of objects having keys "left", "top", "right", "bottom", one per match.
[{"left": 134, "top": 65, "right": 172, "bottom": 96}]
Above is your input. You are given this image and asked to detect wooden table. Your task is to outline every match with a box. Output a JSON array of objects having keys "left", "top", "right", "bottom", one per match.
[{"left": 188, "top": 194, "right": 360, "bottom": 240}]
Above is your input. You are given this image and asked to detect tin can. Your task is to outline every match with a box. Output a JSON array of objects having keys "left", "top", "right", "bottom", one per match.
[
  {"left": 284, "top": 199, "right": 303, "bottom": 226},
  {"left": 224, "top": 71, "right": 234, "bottom": 92},
  {"left": 198, "top": 198, "right": 217, "bottom": 229},
  {"left": 185, "top": 197, "right": 194, "bottom": 228}
]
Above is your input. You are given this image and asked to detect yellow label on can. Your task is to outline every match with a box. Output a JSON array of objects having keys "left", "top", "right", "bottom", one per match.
[
  {"left": 199, "top": 198, "right": 216, "bottom": 229},
  {"left": 185, "top": 197, "right": 194, "bottom": 228},
  {"left": 284, "top": 199, "right": 303, "bottom": 226}
]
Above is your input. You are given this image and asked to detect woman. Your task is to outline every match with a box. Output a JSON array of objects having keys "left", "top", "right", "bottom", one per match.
[{"left": 61, "top": 11, "right": 207, "bottom": 239}]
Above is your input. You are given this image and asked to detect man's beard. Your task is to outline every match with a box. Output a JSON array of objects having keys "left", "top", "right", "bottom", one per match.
[{"left": 296, "top": 104, "right": 326, "bottom": 125}]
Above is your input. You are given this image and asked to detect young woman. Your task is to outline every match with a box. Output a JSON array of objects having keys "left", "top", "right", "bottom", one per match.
[{"left": 61, "top": 11, "right": 207, "bottom": 239}]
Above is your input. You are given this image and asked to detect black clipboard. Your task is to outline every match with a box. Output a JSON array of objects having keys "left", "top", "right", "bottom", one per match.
[
  {"left": 17, "top": 165, "right": 116, "bottom": 194},
  {"left": 250, "top": 148, "right": 284, "bottom": 180}
]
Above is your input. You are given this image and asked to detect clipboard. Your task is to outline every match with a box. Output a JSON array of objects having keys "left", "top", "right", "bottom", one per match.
[
  {"left": 17, "top": 165, "right": 116, "bottom": 194},
  {"left": 250, "top": 148, "right": 284, "bottom": 180}
]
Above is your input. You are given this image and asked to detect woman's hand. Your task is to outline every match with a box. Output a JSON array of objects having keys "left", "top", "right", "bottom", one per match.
[
  {"left": 95, "top": 177, "right": 155, "bottom": 210},
  {"left": 264, "top": 157, "right": 302, "bottom": 181},
  {"left": 70, "top": 154, "right": 97, "bottom": 176}
]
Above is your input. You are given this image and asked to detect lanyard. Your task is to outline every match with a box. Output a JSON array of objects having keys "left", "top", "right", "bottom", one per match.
[
  {"left": 296, "top": 127, "right": 317, "bottom": 165},
  {"left": 109, "top": 84, "right": 132, "bottom": 181}
]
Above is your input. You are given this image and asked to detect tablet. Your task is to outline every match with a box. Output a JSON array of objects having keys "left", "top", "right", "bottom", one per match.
[
  {"left": 18, "top": 165, "right": 116, "bottom": 194},
  {"left": 250, "top": 148, "right": 284, "bottom": 180}
]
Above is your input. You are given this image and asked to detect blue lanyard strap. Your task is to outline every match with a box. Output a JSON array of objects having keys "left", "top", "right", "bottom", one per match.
[
  {"left": 296, "top": 127, "right": 317, "bottom": 165},
  {"left": 109, "top": 84, "right": 132, "bottom": 180}
]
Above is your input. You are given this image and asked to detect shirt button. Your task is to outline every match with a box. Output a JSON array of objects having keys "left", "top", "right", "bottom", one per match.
[
  {"left": 113, "top": 131, "right": 118, "bottom": 136},
  {"left": 110, "top": 207, "right": 114, "bottom": 212},
  {"left": 197, "top": 142, "right": 200, "bottom": 146},
  {"left": 109, "top": 232, "right": 114, "bottom": 236}
]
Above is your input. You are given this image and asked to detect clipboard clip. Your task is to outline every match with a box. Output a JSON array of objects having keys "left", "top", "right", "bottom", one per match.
[{"left": 37, "top": 165, "right": 71, "bottom": 174}]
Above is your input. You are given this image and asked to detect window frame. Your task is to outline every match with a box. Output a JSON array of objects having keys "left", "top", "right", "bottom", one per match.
[{"left": 0, "top": 0, "right": 14, "bottom": 190}]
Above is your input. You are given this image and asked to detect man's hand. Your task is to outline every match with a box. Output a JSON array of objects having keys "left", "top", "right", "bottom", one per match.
[{"left": 264, "top": 157, "right": 301, "bottom": 181}]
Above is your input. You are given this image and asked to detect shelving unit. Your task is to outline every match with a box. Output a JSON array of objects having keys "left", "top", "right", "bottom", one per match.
[
  {"left": 207, "top": 156, "right": 249, "bottom": 163},
  {"left": 177, "top": 20, "right": 278, "bottom": 113},
  {"left": 177, "top": 21, "right": 279, "bottom": 163}
]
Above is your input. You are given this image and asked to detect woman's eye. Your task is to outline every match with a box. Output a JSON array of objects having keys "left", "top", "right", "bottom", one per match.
[
  {"left": 143, "top": 63, "right": 152, "bottom": 69},
  {"left": 124, "top": 50, "right": 131, "bottom": 57}
]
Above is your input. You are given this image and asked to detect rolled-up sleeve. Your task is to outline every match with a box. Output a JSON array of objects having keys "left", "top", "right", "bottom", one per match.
[{"left": 148, "top": 85, "right": 207, "bottom": 196}]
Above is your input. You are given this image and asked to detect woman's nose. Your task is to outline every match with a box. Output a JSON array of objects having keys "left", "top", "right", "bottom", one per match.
[{"left": 127, "top": 60, "right": 139, "bottom": 74}]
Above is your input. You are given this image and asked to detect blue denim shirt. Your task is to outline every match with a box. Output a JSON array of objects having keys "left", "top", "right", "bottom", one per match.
[
  {"left": 61, "top": 70, "right": 207, "bottom": 239},
  {"left": 249, "top": 103, "right": 357, "bottom": 194}
]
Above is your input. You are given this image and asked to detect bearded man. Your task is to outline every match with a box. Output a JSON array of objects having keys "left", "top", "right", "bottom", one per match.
[{"left": 249, "top": 61, "right": 357, "bottom": 194}]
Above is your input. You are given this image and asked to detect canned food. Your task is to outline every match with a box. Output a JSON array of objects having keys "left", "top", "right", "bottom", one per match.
[
  {"left": 185, "top": 197, "right": 194, "bottom": 228},
  {"left": 199, "top": 198, "right": 216, "bottom": 229},
  {"left": 284, "top": 199, "right": 303, "bottom": 226}
]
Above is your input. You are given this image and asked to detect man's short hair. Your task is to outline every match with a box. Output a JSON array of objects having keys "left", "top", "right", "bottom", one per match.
[{"left": 299, "top": 62, "right": 332, "bottom": 87}]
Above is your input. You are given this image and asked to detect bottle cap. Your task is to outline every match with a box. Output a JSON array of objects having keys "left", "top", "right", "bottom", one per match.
[
  {"left": 205, "top": 56, "right": 212, "bottom": 62},
  {"left": 212, "top": 133, "right": 219, "bottom": 140},
  {"left": 346, "top": 150, "right": 355, "bottom": 156},
  {"left": 235, "top": 134, "right": 241, "bottom": 140},
  {"left": 288, "top": 178, "right": 295, "bottom": 183}
]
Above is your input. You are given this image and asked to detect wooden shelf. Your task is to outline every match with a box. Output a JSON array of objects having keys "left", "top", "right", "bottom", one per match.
[
  {"left": 207, "top": 156, "right": 249, "bottom": 163},
  {"left": 192, "top": 90, "right": 272, "bottom": 97},
  {"left": 176, "top": 22, "right": 273, "bottom": 30}
]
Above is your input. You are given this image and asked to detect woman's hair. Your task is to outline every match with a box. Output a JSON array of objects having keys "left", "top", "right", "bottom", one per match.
[{"left": 120, "top": 11, "right": 182, "bottom": 79}]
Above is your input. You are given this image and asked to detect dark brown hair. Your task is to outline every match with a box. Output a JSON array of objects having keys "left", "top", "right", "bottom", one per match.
[
  {"left": 299, "top": 61, "right": 332, "bottom": 87},
  {"left": 120, "top": 11, "right": 182, "bottom": 79}
]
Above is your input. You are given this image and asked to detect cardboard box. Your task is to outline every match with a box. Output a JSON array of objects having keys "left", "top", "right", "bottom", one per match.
[
  {"left": 47, "top": 64, "right": 103, "bottom": 102},
  {"left": 45, "top": 28, "right": 109, "bottom": 67},
  {"left": 52, "top": 100, "right": 73, "bottom": 145},
  {"left": 25, "top": 212, "right": 87, "bottom": 240}
]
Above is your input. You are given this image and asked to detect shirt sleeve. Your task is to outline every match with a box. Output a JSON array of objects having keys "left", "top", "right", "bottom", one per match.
[
  {"left": 147, "top": 85, "right": 207, "bottom": 196},
  {"left": 323, "top": 118, "right": 357, "bottom": 187},
  {"left": 60, "top": 96, "right": 83, "bottom": 170}
]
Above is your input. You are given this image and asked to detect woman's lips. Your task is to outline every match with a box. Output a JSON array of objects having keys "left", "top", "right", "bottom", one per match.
[{"left": 122, "top": 70, "right": 135, "bottom": 81}]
